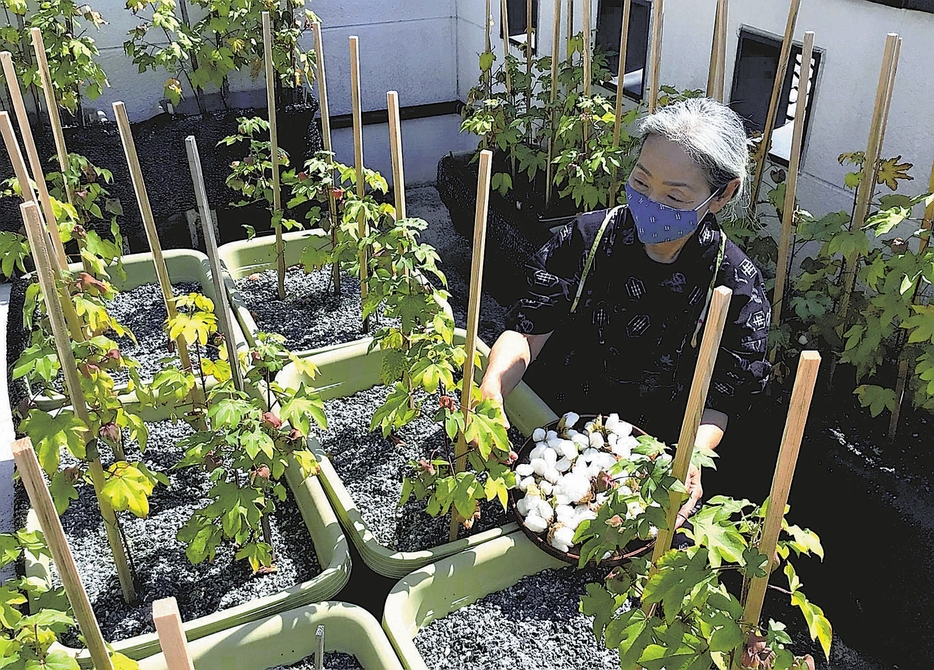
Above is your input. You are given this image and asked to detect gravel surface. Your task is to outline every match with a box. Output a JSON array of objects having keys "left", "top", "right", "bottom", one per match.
[
  {"left": 235, "top": 267, "right": 376, "bottom": 351},
  {"left": 52, "top": 418, "right": 321, "bottom": 644},
  {"left": 268, "top": 653, "right": 362, "bottom": 670},
  {"left": 310, "top": 385, "right": 520, "bottom": 552},
  {"left": 413, "top": 566, "right": 618, "bottom": 670},
  {"left": 105, "top": 281, "right": 212, "bottom": 384}
]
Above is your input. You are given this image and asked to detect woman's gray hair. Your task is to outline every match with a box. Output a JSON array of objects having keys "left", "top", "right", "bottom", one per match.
[{"left": 638, "top": 97, "right": 750, "bottom": 219}]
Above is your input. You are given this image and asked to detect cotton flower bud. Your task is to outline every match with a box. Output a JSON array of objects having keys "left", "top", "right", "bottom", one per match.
[
  {"left": 544, "top": 467, "right": 560, "bottom": 483},
  {"left": 530, "top": 458, "right": 548, "bottom": 476},
  {"left": 530, "top": 444, "right": 547, "bottom": 461},
  {"left": 532, "top": 427, "right": 547, "bottom": 442},
  {"left": 560, "top": 412, "right": 580, "bottom": 431},
  {"left": 98, "top": 422, "right": 121, "bottom": 445},
  {"left": 515, "top": 463, "right": 534, "bottom": 477},
  {"left": 524, "top": 514, "right": 548, "bottom": 533},
  {"left": 543, "top": 448, "right": 558, "bottom": 466},
  {"left": 555, "top": 457, "right": 572, "bottom": 473},
  {"left": 558, "top": 440, "right": 578, "bottom": 460},
  {"left": 262, "top": 412, "right": 282, "bottom": 429},
  {"left": 539, "top": 480, "right": 553, "bottom": 496},
  {"left": 589, "top": 432, "right": 605, "bottom": 449}
]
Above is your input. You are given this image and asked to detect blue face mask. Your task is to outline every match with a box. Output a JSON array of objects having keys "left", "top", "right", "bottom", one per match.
[{"left": 625, "top": 182, "right": 720, "bottom": 244}]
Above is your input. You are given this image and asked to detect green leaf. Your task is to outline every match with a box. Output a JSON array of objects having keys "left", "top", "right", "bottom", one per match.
[
  {"left": 49, "top": 471, "right": 79, "bottom": 516},
  {"left": 280, "top": 386, "right": 327, "bottom": 434},
  {"left": 790, "top": 590, "right": 833, "bottom": 660},
  {"left": 579, "top": 582, "right": 625, "bottom": 643},
  {"left": 101, "top": 462, "right": 157, "bottom": 518},
  {"left": 689, "top": 507, "right": 747, "bottom": 567},
  {"left": 854, "top": 384, "right": 897, "bottom": 418},
  {"left": 642, "top": 548, "right": 712, "bottom": 624},
  {"left": 242, "top": 429, "right": 275, "bottom": 460},
  {"left": 19, "top": 410, "right": 87, "bottom": 473},
  {"left": 36, "top": 651, "right": 79, "bottom": 670}
]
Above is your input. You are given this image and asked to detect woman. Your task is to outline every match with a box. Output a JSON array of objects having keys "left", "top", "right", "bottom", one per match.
[{"left": 479, "top": 97, "right": 771, "bottom": 525}]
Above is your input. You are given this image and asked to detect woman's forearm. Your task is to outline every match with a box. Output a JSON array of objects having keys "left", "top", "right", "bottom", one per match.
[
  {"left": 479, "top": 330, "right": 552, "bottom": 402},
  {"left": 697, "top": 407, "right": 728, "bottom": 450}
]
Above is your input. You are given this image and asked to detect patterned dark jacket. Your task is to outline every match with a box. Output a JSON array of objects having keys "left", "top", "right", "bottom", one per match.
[{"left": 506, "top": 206, "right": 771, "bottom": 443}]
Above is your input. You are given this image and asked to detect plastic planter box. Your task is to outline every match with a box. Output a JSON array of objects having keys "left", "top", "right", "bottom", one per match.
[
  {"left": 382, "top": 532, "right": 566, "bottom": 670},
  {"left": 274, "top": 331, "right": 558, "bottom": 579},
  {"left": 30, "top": 249, "right": 248, "bottom": 410},
  {"left": 25, "top": 406, "right": 351, "bottom": 665},
  {"left": 138, "top": 601, "right": 404, "bottom": 670},
  {"left": 218, "top": 229, "right": 334, "bottom": 350}
]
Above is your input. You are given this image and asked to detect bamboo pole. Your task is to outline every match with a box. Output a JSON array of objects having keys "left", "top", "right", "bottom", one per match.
[
  {"left": 567, "top": 0, "right": 574, "bottom": 60},
  {"left": 0, "top": 112, "right": 84, "bottom": 339},
  {"left": 888, "top": 154, "right": 934, "bottom": 441},
  {"left": 349, "top": 35, "right": 369, "bottom": 333},
  {"left": 834, "top": 34, "right": 899, "bottom": 353},
  {"left": 746, "top": 0, "right": 802, "bottom": 217},
  {"left": 608, "top": 0, "right": 632, "bottom": 206},
  {"left": 262, "top": 12, "right": 285, "bottom": 301},
  {"left": 387, "top": 91, "right": 406, "bottom": 220},
  {"left": 501, "top": 0, "right": 513, "bottom": 95},
  {"left": 736, "top": 351, "right": 821, "bottom": 650},
  {"left": 545, "top": 0, "right": 561, "bottom": 206},
  {"left": 449, "top": 149, "right": 494, "bottom": 541},
  {"left": 644, "top": 287, "right": 732, "bottom": 575},
  {"left": 30, "top": 28, "right": 73, "bottom": 205},
  {"left": 312, "top": 22, "right": 341, "bottom": 295},
  {"left": 12, "top": 437, "right": 115, "bottom": 670},
  {"left": 770, "top": 32, "right": 814, "bottom": 341},
  {"left": 646, "top": 0, "right": 664, "bottom": 112},
  {"left": 582, "top": 0, "right": 591, "bottom": 98},
  {"left": 0, "top": 51, "right": 69, "bottom": 269},
  {"left": 526, "top": 0, "right": 534, "bottom": 79},
  {"left": 21, "top": 200, "right": 137, "bottom": 605},
  {"left": 185, "top": 136, "right": 245, "bottom": 394},
  {"left": 706, "top": 0, "right": 728, "bottom": 102},
  {"left": 113, "top": 102, "right": 203, "bottom": 415},
  {"left": 153, "top": 598, "right": 195, "bottom": 670}
]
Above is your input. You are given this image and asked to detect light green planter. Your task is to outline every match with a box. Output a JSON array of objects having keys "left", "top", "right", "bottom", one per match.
[
  {"left": 25, "top": 421, "right": 351, "bottom": 665},
  {"left": 275, "top": 331, "right": 558, "bottom": 579},
  {"left": 30, "top": 249, "right": 248, "bottom": 410},
  {"left": 218, "top": 229, "right": 333, "bottom": 350},
  {"left": 138, "top": 601, "right": 404, "bottom": 670},
  {"left": 382, "top": 532, "right": 566, "bottom": 670}
]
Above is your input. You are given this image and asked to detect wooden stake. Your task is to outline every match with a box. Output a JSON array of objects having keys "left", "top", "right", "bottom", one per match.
[
  {"left": 153, "top": 598, "right": 195, "bottom": 670},
  {"left": 645, "top": 287, "right": 732, "bottom": 572},
  {"left": 737, "top": 351, "right": 821, "bottom": 646},
  {"left": 608, "top": 0, "right": 632, "bottom": 206},
  {"left": 387, "top": 91, "right": 406, "bottom": 220},
  {"left": 834, "top": 34, "right": 899, "bottom": 352},
  {"left": 12, "top": 438, "right": 115, "bottom": 670},
  {"left": 706, "top": 0, "right": 728, "bottom": 102},
  {"left": 582, "top": 0, "right": 591, "bottom": 98},
  {"left": 113, "top": 102, "right": 202, "bottom": 410},
  {"left": 770, "top": 32, "right": 814, "bottom": 338},
  {"left": 567, "top": 0, "right": 574, "bottom": 61},
  {"left": 526, "top": 0, "right": 534, "bottom": 79},
  {"left": 888, "top": 151, "right": 934, "bottom": 441},
  {"left": 501, "top": 0, "right": 513, "bottom": 95},
  {"left": 485, "top": 0, "right": 493, "bottom": 56},
  {"left": 349, "top": 36, "right": 369, "bottom": 333},
  {"left": 0, "top": 51, "right": 69, "bottom": 269},
  {"left": 185, "top": 136, "right": 245, "bottom": 394},
  {"left": 545, "top": 0, "right": 561, "bottom": 206},
  {"left": 30, "top": 28, "right": 73, "bottom": 205},
  {"left": 450, "top": 149, "right": 493, "bottom": 541},
  {"left": 20, "top": 201, "right": 137, "bottom": 605},
  {"left": 315, "top": 624, "right": 325, "bottom": 670},
  {"left": 0, "top": 112, "right": 84, "bottom": 340},
  {"left": 646, "top": 0, "right": 664, "bottom": 112},
  {"left": 747, "top": 0, "right": 802, "bottom": 217},
  {"left": 262, "top": 12, "right": 285, "bottom": 301},
  {"left": 312, "top": 22, "right": 341, "bottom": 295}
]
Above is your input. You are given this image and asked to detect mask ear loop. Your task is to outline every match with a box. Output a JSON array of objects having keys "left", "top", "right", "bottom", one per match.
[
  {"left": 570, "top": 206, "right": 623, "bottom": 314},
  {"left": 691, "top": 230, "right": 727, "bottom": 349}
]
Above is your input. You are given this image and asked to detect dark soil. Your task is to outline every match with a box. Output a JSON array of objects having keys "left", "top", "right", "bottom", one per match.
[
  {"left": 413, "top": 566, "right": 617, "bottom": 670},
  {"left": 29, "top": 418, "right": 322, "bottom": 645}
]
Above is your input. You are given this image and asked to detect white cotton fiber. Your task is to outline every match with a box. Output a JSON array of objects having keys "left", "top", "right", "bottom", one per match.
[
  {"left": 530, "top": 458, "right": 548, "bottom": 476},
  {"left": 532, "top": 427, "right": 547, "bottom": 442},
  {"left": 561, "top": 412, "right": 580, "bottom": 430},
  {"left": 555, "top": 457, "right": 572, "bottom": 473},
  {"left": 539, "top": 480, "right": 553, "bottom": 496},
  {"left": 543, "top": 448, "right": 558, "bottom": 466},
  {"left": 524, "top": 514, "right": 548, "bottom": 533},
  {"left": 516, "top": 497, "right": 532, "bottom": 517},
  {"left": 544, "top": 467, "right": 561, "bottom": 483},
  {"left": 558, "top": 440, "right": 579, "bottom": 460},
  {"left": 530, "top": 444, "right": 546, "bottom": 461},
  {"left": 589, "top": 432, "right": 605, "bottom": 449},
  {"left": 516, "top": 463, "right": 534, "bottom": 477}
]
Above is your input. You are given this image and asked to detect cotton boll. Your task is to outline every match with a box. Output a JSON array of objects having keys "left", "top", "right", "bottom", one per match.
[
  {"left": 517, "top": 476, "right": 533, "bottom": 492},
  {"left": 546, "top": 436, "right": 562, "bottom": 450},
  {"left": 555, "top": 457, "right": 572, "bottom": 473},
  {"left": 579, "top": 448, "right": 597, "bottom": 463},
  {"left": 583, "top": 421, "right": 595, "bottom": 434},
  {"left": 566, "top": 429, "right": 579, "bottom": 439},
  {"left": 571, "top": 433, "right": 590, "bottom": 449},
  {"left": 617, "top": 485, "right": 633, "bottom": 496},
  {"left": 561, "top": 412, "right": 580, "bottom": 431},
  {"left": 535, "top": 498, "right": 554, "bottom": 522},
  {"left": 543, "top": 448, "right": 558, "bottom": 466},
  {"left": 530, "top": 444, "right": 546, "bottom": 461},
  {"left": 555, "top": 493, "right": 572, "bottom": 507},
  {"left": 648, "top": 526, "right": 659, "bottom": 538},
  {"left": 558, "top": 440, "right": 578, "bottom": 460},
  {"left": 524, "top": 514, "right": 548, "bottom": 533},
  {"left": 589, "top": 432, "right": 606, "bottom": 449},
  {"left": 587, "top": 462, "right": 603, "bottom": 479},
  {"left": 627, "top": 501, "right": 645, "bottom": 518},
  {"left": 539, "top": 480, "right": 553, "bottom": 496},
  {"left": 554, "top": 525, "right": 576, "bottom": 548},
  {"left": 516, "top": 497, "right": 532, "bottom": 516},
  {"left": 530, "top": 458, "right": 548, "bottom": 476},
  {"left": 596, "top": 453, "right": 617, "bottom": 470},
  {"left": 555, "top": 504, "right": 574, "bottom": 522},
  {"left": 613, "top": 421, "right": 633, "bottom": 438},
  {"left": 607, "top": 433, "right": 619, "bottom": 447},
  {"left": 560, "top": 473, "right": 592, "bottom": 503},
  {"left": 546, "top": 430, "right": 559, "bottom": 442},
  {"left": 605, "top": 414, "right": 620, "bottom": 433},
  {"left": 532, "top": 427, "right": 547, "bottom": 442},
  {"left": 595, "top": 492, "right": 609, "bottom": 506},
  {"left": 563, "top": 515, "right": 581, "bottom": 532},
  {"left": 574, "top": 506, "right": 597, "bottom": 523},
  {"left": 516, "top": 463, "right": 534, "bottom": 477},
  {"left": 544, "top": 467, "right": 561, "bottom": 483}
]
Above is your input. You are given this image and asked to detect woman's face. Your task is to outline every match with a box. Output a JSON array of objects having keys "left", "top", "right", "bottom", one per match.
[{"left": 628, "top": 135, "right": 733, "bottom": 217}]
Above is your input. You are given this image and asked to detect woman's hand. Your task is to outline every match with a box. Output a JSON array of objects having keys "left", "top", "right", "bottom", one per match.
[{"left": 675, "top": 464, "right": 703, "bottom": 530}]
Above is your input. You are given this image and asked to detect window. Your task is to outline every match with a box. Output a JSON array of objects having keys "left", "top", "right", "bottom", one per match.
[
  {"left": 729, "top": 28, "right": 822, "bottom": 164},
  {"left": 503, "top": 0, "right": 539, "bottom": 51},
  {"left": 595, "top": 0, "right": 651, "bottom": 100},
  {"left": 863, "top": 0, "right": 934, "bottom": 11}
]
